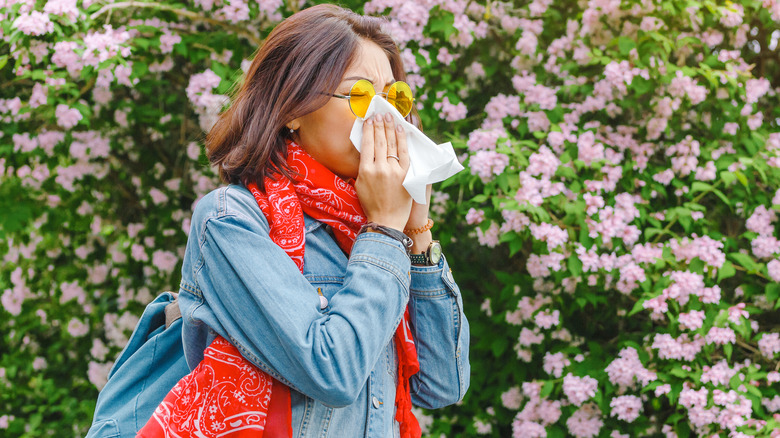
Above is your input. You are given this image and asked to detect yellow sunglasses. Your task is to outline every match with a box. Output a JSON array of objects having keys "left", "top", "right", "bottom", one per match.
[{"left": 327, "top": 79, "right": 415, "bottom": 118}]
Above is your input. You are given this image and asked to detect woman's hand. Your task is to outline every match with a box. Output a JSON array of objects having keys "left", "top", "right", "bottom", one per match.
[{"left": 355, "top": 113, "right": 412, "bottom": 231}]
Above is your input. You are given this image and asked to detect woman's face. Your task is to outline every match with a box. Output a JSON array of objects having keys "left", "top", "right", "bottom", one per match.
[{"left": 292, "top": 39, "right": 394, "bottom": 180}]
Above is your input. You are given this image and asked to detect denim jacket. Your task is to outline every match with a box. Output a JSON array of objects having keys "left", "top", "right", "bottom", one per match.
[{"left": 176, "top": 184, "right": 470, "bottom": 437}]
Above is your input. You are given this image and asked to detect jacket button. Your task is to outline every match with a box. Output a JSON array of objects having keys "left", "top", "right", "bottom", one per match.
[{"left": 372, "top": 396, "right": 381, "bottom": 409}]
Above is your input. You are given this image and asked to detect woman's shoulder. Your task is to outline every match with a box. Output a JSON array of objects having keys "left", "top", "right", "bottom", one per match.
[{"left": 191, "top": 184, "right": 268, "bottom": 231}]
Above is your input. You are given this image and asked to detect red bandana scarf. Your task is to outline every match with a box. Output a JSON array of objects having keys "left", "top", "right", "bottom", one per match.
[{"left": 139, "top": 141, "right": 420, "bottom": 438}]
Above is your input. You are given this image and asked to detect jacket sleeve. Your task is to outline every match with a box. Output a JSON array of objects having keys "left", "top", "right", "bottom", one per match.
[
  {"left": 407, "top": 255, "right": 471, "bottom": 409},
  {"left": 191, "top": 210, "right": 412, "bottom": 408}
]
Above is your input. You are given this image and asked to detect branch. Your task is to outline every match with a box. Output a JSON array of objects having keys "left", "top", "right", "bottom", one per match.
[
  {"left": 89, "top": 1, "right": 262, "bottom": 46},
  {"left": 651, "top": 179, "right": 724, "bottom": 244}
]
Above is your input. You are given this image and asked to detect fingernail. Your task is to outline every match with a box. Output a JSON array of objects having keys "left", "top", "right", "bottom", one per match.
[
  {"left": 375, "top": 114, "right": 382, "bottom": 123},
  {"left": 366, "top": 118, "right": 373, "bottom": 126},
  {"left": 384, "top": 113, "right": 392, "bottom": 122},
  {"left": 396, "top": 125, "right": 403, "bottom": 132}
]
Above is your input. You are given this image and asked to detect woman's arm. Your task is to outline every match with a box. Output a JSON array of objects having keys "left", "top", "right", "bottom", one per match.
[
  {"left": 186, "top": 197, "right": 412, "bottom": 408},
  {"left": 407, "top": 255, "right": 471, "bottom": 409}
]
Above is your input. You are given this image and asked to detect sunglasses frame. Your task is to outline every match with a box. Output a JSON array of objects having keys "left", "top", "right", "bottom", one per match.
[{"left": 326, "top": 79, "right": 415, "bottom": 118}]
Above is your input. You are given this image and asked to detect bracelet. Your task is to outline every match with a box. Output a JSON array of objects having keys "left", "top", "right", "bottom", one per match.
[{"left": 404, "top": 218, "right": 434, "bottom": 236}]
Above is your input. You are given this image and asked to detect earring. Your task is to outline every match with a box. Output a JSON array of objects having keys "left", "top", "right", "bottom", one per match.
[{"left": 289, "top": 128, "right": 295, "bottom": 134}]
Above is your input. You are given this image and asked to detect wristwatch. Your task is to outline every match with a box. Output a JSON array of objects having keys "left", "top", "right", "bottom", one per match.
[
  {"left": 410, "top": 240, "right": 442, "bottom": 266},
  {"left": 359, "top": 222, "right": 413, "bottom": 253}
]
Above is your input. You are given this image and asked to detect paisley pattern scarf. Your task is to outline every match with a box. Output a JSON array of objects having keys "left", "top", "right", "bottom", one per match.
[{"left": 139, "top": 141, "right": 421, "bottom": 438}]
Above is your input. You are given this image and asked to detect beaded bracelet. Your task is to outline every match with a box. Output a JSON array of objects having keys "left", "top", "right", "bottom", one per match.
[{"left": 404, "top": 218, "right": 434, "bottom": 236}]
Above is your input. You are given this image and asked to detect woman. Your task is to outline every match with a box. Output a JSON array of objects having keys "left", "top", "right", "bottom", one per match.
[{"left": 139, "top": 4, "right": 470, "bottom": 437}]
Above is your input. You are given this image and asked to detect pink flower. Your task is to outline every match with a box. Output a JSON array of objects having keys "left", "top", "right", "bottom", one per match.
[
  {"left": 535, "top": 310, "right": 560, "bottom": 330},
  {"left": 720, "top": 3, "right": 744, "bottom": 27},
  {"left": 518, "top": 327, "right": 545, "bottom": 346},
  {"left": 434, "top": 97, "right": 467, "bottom": 122},
  {"left": 529, "top": 222, "right": 568, "bottom": 250},
  {"left": 467, "top": 128, "right": 505, "bottom": 151},
  {"left": 700, "top": 360, "right": 737, "bottom": 386},
  {"left": 563, "top": 373, "right": 598, "bottom": 406},
  {"left": 758, "top": 333, "right": 780, "bottom": 358},
  {"left": 501, "top": 210, "right": 531, "bottom": 233},
  {"left": 767, "top": 259, "right": 780, "bottom": 282},
  {"left": 698, "top": 285, "right": 721, "bottom": 304},
  {"left": 515, "top": 31, "right": 538, "bottom": 55},
  {"left": 152, "top": 250, "right": 178, "bottom": 272},
  {"left": 88, "top": 361, "right": 113, "bottom": 390},
  {"left": 512, "top": 71, "right": 536, "bottom": 93},
  {"left": 566, "top": 403, "right": 603, "bottom": 438},
  {"left": 727, "top": 303, "right": 749, "bottom": 323},
  {"left": 605, "top": 347, "right": 656, "bottom": 388},
  {"left": 466, "top": 208, "right": 485, "bottom": 225},
  {"left": 82, "top": 25, "right": 132, "bottom": 68},
  {"left": 55, "top": 104, "right": 82, "bottom": 129},
  {"left": 160, "top": 31, "right": 182, "bottom": 54},
  {"left": 654, "top": 384, "right": 671, "bottom": 397},
  {"left": 526, "top": 111, "right": 550, "bottom": 132},
  {"left": 652, "top": 169, "right": 674, "bottom": 185},
  {"left": 512, "top": 420, "right": 546, "bottom": 438},
  {"left": 609, "top": 395, "right": 642, "bottom": 422},
  {"left": 67, "top": 318, "right": 89, "bottom": 337},
  {"left": 44, "top": 0, "right": 79, "bottom": 20},
  {"left": 476, "top": 222, "right": 500, "bottom": 247},
  {"left": 12, "top": 11, "right": 54, "bottom": 36},
  {"left": 149, "top": 187, "right": 169, "bottom": 205},
  {"left": 745, "top": 78, "right": 771, "bottom": 103},
  {"left": 678, "top": 310, "right": 705, "bottom": 330},
  {"left": 652, "top": 333, "right": 704, "bottom": 361},
  {"left": 470, "top": 151, "right": 510, "bottom": 182},
  {"left": 705, "top": 327, "right": 736, "bottom": 346},
  {"left": 526, "top": 146, "right": 560, "bottom": 178},
  {"left": 524, "top": 85, "right": 557, "bottom": 110},
  {"left": 668, "top": 71, "right": 707, "bottom": 105},
  {"left": 577, "top": 131, "right": 605, "bottom": 165},
  {"left": 32, "top": 357, "right": 47, "bottom": 370},
  {"left": 484, "top": 94, "right": 522, "bottom": 121},
  {"left": 669, "top": 235, "right": 725, "bottom": 268},
  {"left": 616, "top": 262, "right": 645, "bottom": 294},
  {"left": 746, "top": 205, "right": 777, "bottom": 235},
  {"left": 29, "top": 83, "right": 48, "bottom": 108},
  {"left": 502, "top": 387, "right": 523, "bottom": 410}
]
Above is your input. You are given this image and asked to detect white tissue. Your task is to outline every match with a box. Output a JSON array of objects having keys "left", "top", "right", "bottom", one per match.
[{"left": 349, "top": 96, "right": 465, "bottom": 204}]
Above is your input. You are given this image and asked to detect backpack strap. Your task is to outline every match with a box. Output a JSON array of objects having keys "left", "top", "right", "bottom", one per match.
[{"left": 164, "top": 293, "right": 182, "bottom": 329}]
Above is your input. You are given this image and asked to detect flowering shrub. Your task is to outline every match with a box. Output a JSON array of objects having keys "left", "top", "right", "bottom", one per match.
[{"left": 1, "top": 0, "right": 779, "bottom": 436}]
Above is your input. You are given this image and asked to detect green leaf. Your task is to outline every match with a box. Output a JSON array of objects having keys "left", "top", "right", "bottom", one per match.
[
  {"left": 428, "top": 13, "right": 456, "bottom": 38},
  {"left": 540, "top": 380, "right": 554, "bottom": 398},
  {"left": 0, "top": 54, "right": 8, "bottom": 71},
  {"left": 717, "top": 261, "right": 736, "bottom": 282},
  {"left": 728, "top": 252, "right": 760, "bottom": 272},
  {"left": 628, "top": 299, "right": 645, "bottom": 316},
  {"left": 568, "top": 254, "right": 582, "bottom": 276},
  {"left": 618, "top": 36, "right": 636, "bottom": 55},
  {"left": 767, "top": 283, "right": 780, "bottom": 302},
  {"left": 509, "top": 238, "right": 523, "bottom": 257},
  {"left": 491, "top": 337, "right": 508, "bottom": 357},
  {"left": 735, "top": 171, "right": 749, "bottom": 188}
]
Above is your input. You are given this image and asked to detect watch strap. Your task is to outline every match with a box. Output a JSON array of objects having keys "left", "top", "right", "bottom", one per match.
[
  {"left": 409, "top": 253, "right": 428, "bottom": 265},
  {"left": 358, "top": 222, "right": 413, "bottom": 253}
]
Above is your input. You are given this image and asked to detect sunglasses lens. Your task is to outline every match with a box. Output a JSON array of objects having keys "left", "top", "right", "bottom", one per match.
[
  {"left": 386, "top": 82, "right": 413, "bottom": 117},
  {"left": 349, "top": 79, "right": 375, "bottom": 118}
]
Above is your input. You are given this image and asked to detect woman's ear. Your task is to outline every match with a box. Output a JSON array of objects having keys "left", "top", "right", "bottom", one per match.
[{"left": 286, "top": 119, "right": 301, "bottom": 131}]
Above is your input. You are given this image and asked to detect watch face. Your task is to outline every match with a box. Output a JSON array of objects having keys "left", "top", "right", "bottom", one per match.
[{"left": 429, "top": 242, "right": 442, "bottom": 264}]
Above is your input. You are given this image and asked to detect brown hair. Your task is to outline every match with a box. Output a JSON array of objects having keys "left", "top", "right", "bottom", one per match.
[{"left": 206, "top": 4, "right": 414, "bottom": 187}]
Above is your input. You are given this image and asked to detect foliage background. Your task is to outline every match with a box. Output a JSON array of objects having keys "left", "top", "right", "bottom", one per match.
[{"left": 1, "top": 0, "right": 780, "bottom": 436}]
